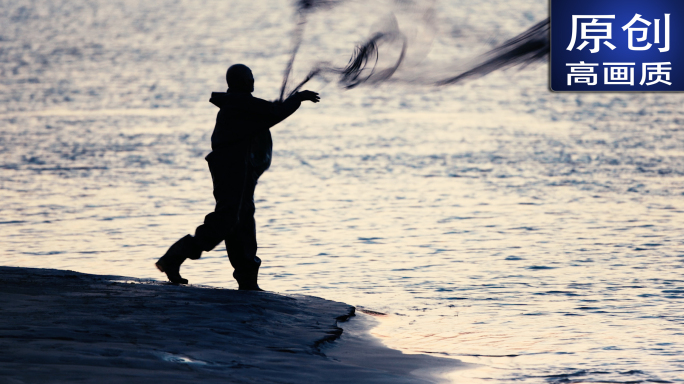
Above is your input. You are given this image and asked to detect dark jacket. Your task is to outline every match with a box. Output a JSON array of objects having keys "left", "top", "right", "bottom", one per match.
[{"left": 209, "top": 91, "right": 301, "bottom": 175}]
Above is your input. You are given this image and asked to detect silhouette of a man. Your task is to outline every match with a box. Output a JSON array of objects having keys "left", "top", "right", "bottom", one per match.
[{"left": 156, "top": 64, "right": 320, "bottom": 290}]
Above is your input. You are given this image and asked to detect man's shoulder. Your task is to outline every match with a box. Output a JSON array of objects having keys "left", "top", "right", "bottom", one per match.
[
  {"left": 213, "top": 92, "right": 276, "bottom": 110},
  {"left": 248, "top": 95, "right": 275, "bottom": 106}
]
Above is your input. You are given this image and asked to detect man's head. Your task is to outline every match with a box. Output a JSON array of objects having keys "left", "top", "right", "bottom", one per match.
[{"left": 226, "top": 64, "right": 254, "bottom": 93}]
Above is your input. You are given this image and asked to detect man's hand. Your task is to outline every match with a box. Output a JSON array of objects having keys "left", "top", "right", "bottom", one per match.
[{"left": 298, "top": 90, "right": 320, "bottom": 103}]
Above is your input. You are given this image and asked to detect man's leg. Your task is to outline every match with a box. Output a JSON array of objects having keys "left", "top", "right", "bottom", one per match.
[
  {"left": 157, "top": 149, "right": 248, "bottom": 284},
  {"left": 194, "top": 149, "right": 250, "bottom": 251},
  {"left": 226, "top": 190, "right": 262, "bottom": 290}
]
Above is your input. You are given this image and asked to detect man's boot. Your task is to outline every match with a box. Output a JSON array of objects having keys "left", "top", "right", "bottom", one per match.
[
  {"left": 233, "top": 267, "right": 263, "bottom": 291},
  {"left": 156, "top": 235, "right": 202, "bottom": 284}
]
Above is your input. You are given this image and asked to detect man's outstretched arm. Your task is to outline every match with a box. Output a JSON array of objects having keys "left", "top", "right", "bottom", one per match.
[{"left": 264, "top": 90, "right": 320, "bottom": 128}]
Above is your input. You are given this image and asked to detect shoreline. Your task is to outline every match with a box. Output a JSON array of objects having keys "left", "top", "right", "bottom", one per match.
[{"left": 0, "top": 266, "right": 467, "bottom": 383}]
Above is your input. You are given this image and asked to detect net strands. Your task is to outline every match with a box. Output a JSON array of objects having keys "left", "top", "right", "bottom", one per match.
[
  {"left": 436, "top": 18, "right": 549, "bottom": 85},
  {"left": 280, "top": 0, "right": 550, "bottom": 100}
]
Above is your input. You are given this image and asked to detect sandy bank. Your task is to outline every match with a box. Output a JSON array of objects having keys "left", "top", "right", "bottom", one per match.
[{"left": 0, "top": 267, "right": 466, "bottom": 383}]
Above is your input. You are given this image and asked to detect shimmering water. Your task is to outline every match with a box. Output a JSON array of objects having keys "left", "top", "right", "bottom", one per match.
[{"left": 2, "top": 0, "right": 684, "bottom": 382}]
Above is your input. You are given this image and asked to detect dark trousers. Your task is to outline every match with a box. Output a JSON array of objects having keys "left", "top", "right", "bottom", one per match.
[{"left": 193, "top": 147, "right": 261, "bottom": 279}]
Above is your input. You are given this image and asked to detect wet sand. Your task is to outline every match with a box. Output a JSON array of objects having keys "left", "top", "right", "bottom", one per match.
[{"left": 0, "top": 266, "right": 466, "bottom": 383}]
